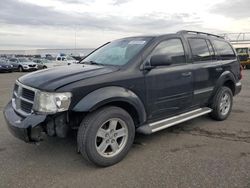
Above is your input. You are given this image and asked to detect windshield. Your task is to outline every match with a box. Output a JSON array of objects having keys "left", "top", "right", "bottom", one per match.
[
  {"left": 67, "top": 56, "right": 75, "bottom": 61},
  {"left": 19, "top": 58, "right": 30, "bottom": 63},
  {"left": 42, "top": 59, "right": 50, "bottom": 63},
  {"left": 81, "top": 37, "right": 152, "bottom": 66},
  {"left": 0, "top": 60, "right": 7, "bottom": 64}
]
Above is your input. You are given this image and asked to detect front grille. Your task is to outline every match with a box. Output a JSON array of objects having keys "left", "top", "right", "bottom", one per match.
[
  {"left": 20, "top": 100, "right": 33, "bottom": 113},
  {"left": 22, "top": 87, "right": 35, "bottom": 101},
  {"left": 28, "top": 65, "right": 36, "bottom": 67},
  {"left": 12, "top": 82, "right": 37, "bottom": 116}
]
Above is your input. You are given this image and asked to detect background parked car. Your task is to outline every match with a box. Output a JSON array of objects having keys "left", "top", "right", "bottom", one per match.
[
  {"left": 54, "top": 55, "right": 78, "bottom": 65},
  {"left": 8, "top": 58, "right": 38, "bottom": 72},
  {"left": 33, "top": 59, "right": 52, "bottom": 69},
  {"left": 7, "top": 58, "right": 19, "bottom": 71},
  {"left": 35, "top": 58, "right": 74, "bottom": 69},
  {"left": 0, "top": 60, "right": 13, "bottom": 73}
]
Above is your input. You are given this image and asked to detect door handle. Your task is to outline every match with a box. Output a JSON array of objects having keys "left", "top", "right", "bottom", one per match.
[
  {"left": 181, "top": 72, "right": 192, "bottom": 77},
  {"left": 216, "top": 67, "right": 223, "bottom": 72}
]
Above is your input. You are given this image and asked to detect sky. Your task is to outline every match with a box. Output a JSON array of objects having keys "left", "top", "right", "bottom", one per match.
[{"left": 0, "top": 0, "right": 250, "bottom": 50}]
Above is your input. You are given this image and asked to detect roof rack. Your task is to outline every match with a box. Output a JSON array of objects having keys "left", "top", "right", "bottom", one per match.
[{"left": 177, "top": 30, "right": 224, "bottom": 39}]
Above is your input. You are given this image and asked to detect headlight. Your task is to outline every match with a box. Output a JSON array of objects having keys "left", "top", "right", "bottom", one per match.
[
  {"left": 33, "top": 91, "right": 72, "bottom": 113},
  {"left": 11, "top": 65, "right": 13, "bottom": 68}
]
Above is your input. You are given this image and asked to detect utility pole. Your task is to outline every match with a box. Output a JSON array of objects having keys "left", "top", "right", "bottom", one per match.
[{"left": 75, "top": 25, "right": 77, "bottom": 54}]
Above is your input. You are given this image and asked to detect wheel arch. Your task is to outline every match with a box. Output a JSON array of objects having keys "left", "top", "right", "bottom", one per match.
[
  {"left": 214, "top": 71, "right": 236, "bottom": 95},
  {"left": 72, "top": 86, "right": 147, "bottom": 126}
]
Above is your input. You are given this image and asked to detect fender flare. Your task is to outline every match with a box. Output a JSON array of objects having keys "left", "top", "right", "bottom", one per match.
[
  {"left": 212, "top": 71, "right": 236, "bottom": 96},
  {"left": 72, "top": 86, "right": 147, "bottom": 124}
]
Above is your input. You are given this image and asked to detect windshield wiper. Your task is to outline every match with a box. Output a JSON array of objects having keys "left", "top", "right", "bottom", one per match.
[{"left": 82, "top": 61, "right": 105, "bottom": 66}]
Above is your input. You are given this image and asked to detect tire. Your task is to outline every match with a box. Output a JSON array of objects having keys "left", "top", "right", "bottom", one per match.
[
  {"left": 246, "top": 65, "right": 250, "bottom": 69},
  {"left": 77, "top": 106, "right": 135, "bottom": 167},
  {"left": 43, "top": 66, "right": 47, "bottom": 69},
  {"left": 18, "top": 66, "right": 23, "bottom": 72},
  {"left": 210, "top": 86, "right": 233, "bottom": 121}
]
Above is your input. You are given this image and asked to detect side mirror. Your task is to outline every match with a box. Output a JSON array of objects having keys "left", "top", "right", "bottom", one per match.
[{"left": 150, "top": 55, "right": 172, "bottom": 67}]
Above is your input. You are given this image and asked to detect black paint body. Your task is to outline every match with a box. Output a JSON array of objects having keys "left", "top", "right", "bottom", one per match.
[{"left": 3, "top": 31, "right": 242, "bottom": 142}]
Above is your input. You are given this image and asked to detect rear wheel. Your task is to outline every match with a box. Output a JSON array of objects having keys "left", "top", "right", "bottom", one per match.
[
  {"left": 210, "top": 86, "right": 233, "bottom": 121},
  {"left": 18, "top": 66, "right": 23, "bottom": 72},
  {"left": 77, "top": 106, "right": 135, "bottom": 167}
]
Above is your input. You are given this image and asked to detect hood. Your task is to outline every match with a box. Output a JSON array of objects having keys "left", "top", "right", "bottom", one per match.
[
  {"left": 18, "top": 64, "right": 118, "bottom": 91},
  {"left": 21, "top": 61, "right": 37, "bottom": 65},
  {"left": 0, "top": 63, "right": 11, "bottom": 68}
]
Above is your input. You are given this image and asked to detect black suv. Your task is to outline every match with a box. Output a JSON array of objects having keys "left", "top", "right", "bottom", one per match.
[{"left": 3, "top": 30, "right": 242, "bottom": 167}]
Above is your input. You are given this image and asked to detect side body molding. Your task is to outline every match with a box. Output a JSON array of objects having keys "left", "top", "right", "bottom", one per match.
[{"left": 72, "top": 86, "right": 147, "bottom": 124}]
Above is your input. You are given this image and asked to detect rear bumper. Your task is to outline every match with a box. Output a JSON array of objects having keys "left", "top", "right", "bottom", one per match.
[
  {"left": 3, "top": 102, "right": 46, "bottom": 142},
  {"left": 235, "top": 81, "right": 242, "bottom": 95}
]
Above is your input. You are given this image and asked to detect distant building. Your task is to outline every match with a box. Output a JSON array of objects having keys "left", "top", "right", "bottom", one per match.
[{"left": 0, "top": 48, "right": 94, "bottom": 57}]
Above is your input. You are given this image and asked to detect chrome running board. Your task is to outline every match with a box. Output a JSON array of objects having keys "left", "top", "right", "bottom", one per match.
[{"left": 137, "top": 107, "right": 212, "bottom": 134}]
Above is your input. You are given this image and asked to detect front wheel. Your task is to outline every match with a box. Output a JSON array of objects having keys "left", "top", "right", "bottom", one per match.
[
  {"left": 77, "top": 106, "right": 135, "bottom": 167},
  {"left": 210, "top": 86, "right": 233, "bottom": 121}
]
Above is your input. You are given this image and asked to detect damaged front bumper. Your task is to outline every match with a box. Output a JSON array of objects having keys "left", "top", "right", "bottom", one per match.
[{"left": 3, "top": 102, "right": 47, "bottom": 143}]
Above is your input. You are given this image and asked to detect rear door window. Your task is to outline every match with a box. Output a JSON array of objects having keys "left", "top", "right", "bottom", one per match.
[{"left": 188, "top": 38, "right": 211, "bottom": 62}]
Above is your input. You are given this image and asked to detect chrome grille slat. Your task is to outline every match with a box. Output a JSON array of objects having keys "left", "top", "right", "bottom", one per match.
[{"left": 20, "top": 96, "right": 33, "bottom": 104}]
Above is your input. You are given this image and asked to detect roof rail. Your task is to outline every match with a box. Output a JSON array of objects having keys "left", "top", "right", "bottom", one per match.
[{"left": 177, "top": 30, "right": 224, "bottom": 39}]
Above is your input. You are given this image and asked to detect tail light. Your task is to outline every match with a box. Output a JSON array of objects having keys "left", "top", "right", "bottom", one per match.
[{"left": 240, "top": 65, "right": 243, "bottom": 80}]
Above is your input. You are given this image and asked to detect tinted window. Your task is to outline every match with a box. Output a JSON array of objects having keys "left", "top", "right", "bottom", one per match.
[
  {"left": 213, "top": 40, "right": 235, "bottom": 60},
  {"left": 188, "top": 38, "right": 211, "bottom": 61},
  {"left": 151, "top": 38, "right": 186, "bottom": 64},
  {"left": 206, "top": 40, "right": 216, "bottom": 59}
]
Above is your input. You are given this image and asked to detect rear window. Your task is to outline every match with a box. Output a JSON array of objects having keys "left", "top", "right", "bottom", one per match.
[
  {"left": 188, "top": 38, "right": 211, "bottom": 62},
  {"left": 213, "top": 40, "right": 236, "bottom": 60}
]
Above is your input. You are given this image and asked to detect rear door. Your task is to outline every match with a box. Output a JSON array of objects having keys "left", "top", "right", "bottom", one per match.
[
  {"left": 187, "top": 38, "right": 222, "bottom": 106},
  {"left": 212, "top": 39, "right": 239, "bottom": 79},
  {"left": 145, "top": 38, "right": 193, "bottom": 120}
]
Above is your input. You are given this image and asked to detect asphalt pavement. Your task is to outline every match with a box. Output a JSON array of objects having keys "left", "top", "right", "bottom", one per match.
[{"left": 0, "top": 71, "right": 250, "bottom": 188}]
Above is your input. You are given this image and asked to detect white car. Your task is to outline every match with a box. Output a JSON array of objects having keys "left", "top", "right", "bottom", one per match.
[{"left": 51, "top": 56, "right": 78, "bottom": 67}]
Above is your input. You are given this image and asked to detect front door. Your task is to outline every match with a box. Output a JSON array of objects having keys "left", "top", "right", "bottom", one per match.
[{"left": 145, "top": 38, "right": 193, "bottom": 120}]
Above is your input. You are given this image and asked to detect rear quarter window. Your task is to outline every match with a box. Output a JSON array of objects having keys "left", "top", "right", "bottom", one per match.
[{"left": 213, "top": 40, "right": 236, "bottom": 60}]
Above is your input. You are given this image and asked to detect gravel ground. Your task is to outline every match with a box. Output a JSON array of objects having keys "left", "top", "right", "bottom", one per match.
[{"left": 0, "top": 70, "right": 250, "bottom": 188}]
